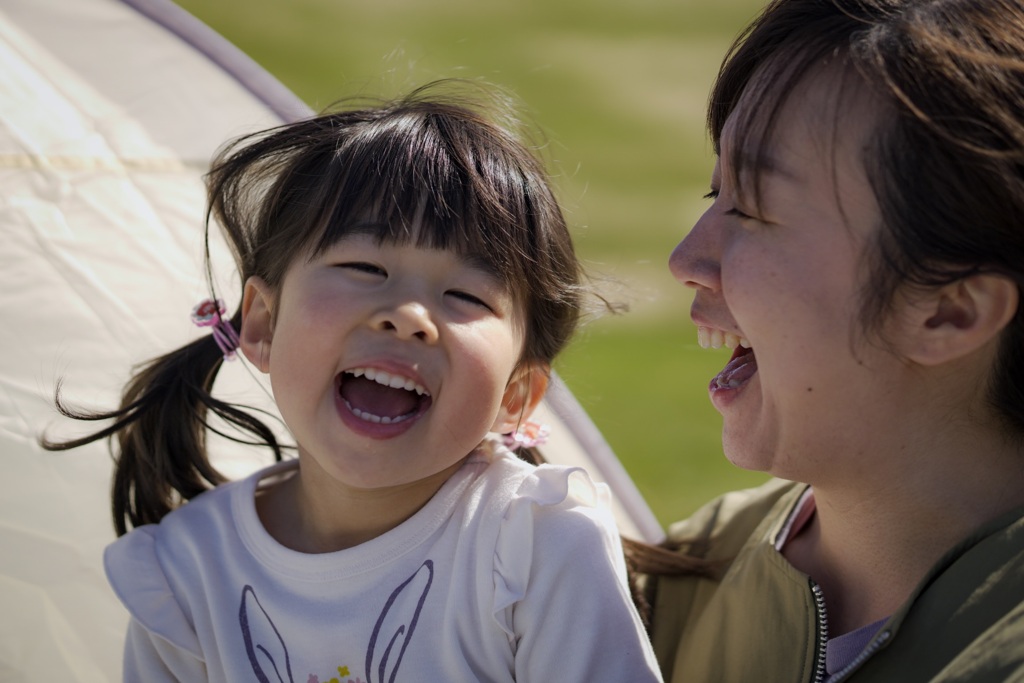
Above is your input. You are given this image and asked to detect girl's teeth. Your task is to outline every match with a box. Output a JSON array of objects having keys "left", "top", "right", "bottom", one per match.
[
  {"left": 347, "top": 367, "right": 428, "bottom": 396},
  {"left": 349, "top": 404, "right": 411, "bottom": 424},
  {"left": 696, "top": 326, "right": 750, "bottom": 350}
]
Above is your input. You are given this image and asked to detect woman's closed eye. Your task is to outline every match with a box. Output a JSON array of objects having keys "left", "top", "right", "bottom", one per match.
[
  {"left": 704, "top": 189, "right": 758, "bottom": 222},
  {"left": 725, "top": 206, "right": 755, "bottom": 220}
]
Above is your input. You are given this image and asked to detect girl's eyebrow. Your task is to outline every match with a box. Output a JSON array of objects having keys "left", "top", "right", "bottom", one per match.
[
  {"left": 457, "top": 252, "right": 502, "bottom": 280},
  {"left": 345, "top": 221, "right": 389, "bottom": 237},
  {"left": 323, "top": 226, "right": 502, "bottom": 283},
  {"left": 314, "top": 221, "right": 388, "bottom": 255}
]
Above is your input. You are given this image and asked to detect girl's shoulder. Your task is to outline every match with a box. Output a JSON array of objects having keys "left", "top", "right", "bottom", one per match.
[
  {"left": 103, "top": 460, "right": 292, "bottom": 642},
  {"left": 119, "top": 459, "right": 291, "bottom": 554},
  {"left": 471, "top": 437, "right": 615, "bottom": 522},
  {"left": 468, "top": 437, "right": 620, "bottom": 559},
  {"left": 103, "top": 524, "right": 202, "bottom": 657},
  {"left": 475, "top": 439, "right": 644, "bottom": 661}
]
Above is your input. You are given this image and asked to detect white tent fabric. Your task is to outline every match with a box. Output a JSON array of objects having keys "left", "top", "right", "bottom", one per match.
[{"left": 0, "top": 0, "right": 663, "bottom": 679}]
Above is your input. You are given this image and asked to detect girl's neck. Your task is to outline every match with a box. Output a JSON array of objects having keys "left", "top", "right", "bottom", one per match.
[{"left": 256, "top": 456, "right": 470, "bottom": 554}]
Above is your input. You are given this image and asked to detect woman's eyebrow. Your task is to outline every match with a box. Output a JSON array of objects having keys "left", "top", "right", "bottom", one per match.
[{"left": 732, "top": 149, "right": 801, "bottom": 183}]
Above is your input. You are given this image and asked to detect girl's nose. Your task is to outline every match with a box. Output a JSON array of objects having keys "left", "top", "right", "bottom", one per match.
[
  {"left": 370, "top": 302, "right": 439, "bottom": 343},
  {"left": 669, "top": 208, "right": 722, "bottom": 292}
]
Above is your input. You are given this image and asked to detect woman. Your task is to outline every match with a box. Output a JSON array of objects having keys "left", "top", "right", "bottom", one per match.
[{"left": 644, "top": 0, "right": 1024, "bottom": 680}]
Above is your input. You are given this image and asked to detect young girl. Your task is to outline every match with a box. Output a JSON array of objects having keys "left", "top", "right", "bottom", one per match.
[{"left": 49, "top": 84, "right": 661, "bottom": 682}]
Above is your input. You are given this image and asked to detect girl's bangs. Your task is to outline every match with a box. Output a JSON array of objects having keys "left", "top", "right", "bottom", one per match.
[{"left": 309, "top": 113, "right": 523, "bottom": 284}]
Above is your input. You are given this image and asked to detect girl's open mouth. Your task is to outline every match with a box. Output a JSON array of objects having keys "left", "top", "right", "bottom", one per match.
[{"left": 336, "top": 368, "right": 432, "bottom": 427}]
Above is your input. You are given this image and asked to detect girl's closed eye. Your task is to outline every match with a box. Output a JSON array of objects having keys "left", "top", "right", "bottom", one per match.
[
  {"left": 446, "top": 289, "right": 494, "bottom": 312},
  {"left": 337, "top": 261, "right": 387, "bottom": 277}
]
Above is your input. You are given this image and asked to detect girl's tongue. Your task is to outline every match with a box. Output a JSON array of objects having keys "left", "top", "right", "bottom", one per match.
[
  {"left": 340, "top": 376, "right": 422, "bottom": 420},
  {"left": 713, "top": 347, "right": 757, "bottom": 390}
]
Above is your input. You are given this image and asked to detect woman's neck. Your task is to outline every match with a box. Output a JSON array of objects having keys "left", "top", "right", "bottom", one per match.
[{"left": 784, "top": 426, "right": 1024, "bottom": 635}]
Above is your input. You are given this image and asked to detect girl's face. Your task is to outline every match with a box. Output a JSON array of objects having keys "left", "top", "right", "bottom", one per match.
[
  {"left": 241, "top": 228, "right": 542, "bottom": 491},
  {"left": 669, "top": 70, "right": 915, "bottom": 484}
]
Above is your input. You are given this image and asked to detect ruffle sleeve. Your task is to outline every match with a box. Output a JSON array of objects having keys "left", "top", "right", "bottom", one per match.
[
  {"left": 491, "top": 463, "right": 619, "bottom": 637},
  {"left": 490, "top": 462, "right": 661, "bottom": 680},
  {"left": 104, "top": 527, "right": 202, "bottom": 658}
]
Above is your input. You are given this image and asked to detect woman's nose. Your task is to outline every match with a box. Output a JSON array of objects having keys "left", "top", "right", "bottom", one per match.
[
  {"left": 669, "top": 208, "right": 722, "bottom": 292},
  {"left": 370, "top": 301, "right": 439, "bottom": 343}
]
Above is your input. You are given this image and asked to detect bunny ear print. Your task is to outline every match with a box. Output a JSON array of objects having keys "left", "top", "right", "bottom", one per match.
[
  {"left": 240, "top": 585, "right": 295, "bottom": 683},
  {"left": 365, "top": 561, "right": 434, "bottom": 683}
]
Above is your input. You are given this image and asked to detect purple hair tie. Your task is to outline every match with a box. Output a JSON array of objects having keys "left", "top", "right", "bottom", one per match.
[{"left": 191, "top": 298, "right": 241, "bottom": 360}]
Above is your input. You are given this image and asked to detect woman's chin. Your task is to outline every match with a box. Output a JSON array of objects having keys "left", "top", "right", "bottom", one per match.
[
  {"left": 719, "top": 400, "right": 780, "bottom": 474},
  {"left": 722, "top": 445, "right": 776, "bottom": 474}
]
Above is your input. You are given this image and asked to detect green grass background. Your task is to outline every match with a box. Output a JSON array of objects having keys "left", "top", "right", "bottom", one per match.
[{"left": 174, "top": 0, "right": 772, "bottom": 527}]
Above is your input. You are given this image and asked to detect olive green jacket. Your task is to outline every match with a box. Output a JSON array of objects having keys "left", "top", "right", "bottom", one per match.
[{"left": 647, "top": 479, "right": 1024, "bottom": 682}]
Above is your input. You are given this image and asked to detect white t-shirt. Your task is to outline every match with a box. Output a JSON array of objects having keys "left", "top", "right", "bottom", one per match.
[{"left": 105, "top": 440, "right": 662, "bottom": 682}]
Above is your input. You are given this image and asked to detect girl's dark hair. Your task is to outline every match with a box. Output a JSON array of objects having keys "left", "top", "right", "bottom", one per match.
[
  {"left": 43, "top": 81, "right": 585, "bottom": 535},
  {"left": 709, "top": 0, "right": 1024, "bottom": 435}
]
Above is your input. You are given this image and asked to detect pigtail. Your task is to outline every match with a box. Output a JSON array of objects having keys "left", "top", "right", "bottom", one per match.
[
  {"left": 41, "top": 105, "right": 311, "bottom": 536},
  {"left": 42, "top": 311, "right": 284, "bottom": 536}
]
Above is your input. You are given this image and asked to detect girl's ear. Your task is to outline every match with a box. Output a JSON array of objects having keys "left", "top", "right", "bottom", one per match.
[
  {"left": 492, "top": 363, "right": 550, "bottom": 434},
  {"left": 901, "top": 273, "right": 1018, "bottom": 366},
  {"left": 239, "top": 276, "right": 275, "bottom": 374}
]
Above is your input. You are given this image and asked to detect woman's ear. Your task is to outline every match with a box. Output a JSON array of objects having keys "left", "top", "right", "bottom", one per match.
[
  {"left": 902, "top": 273, "right": 1018, "bottom": 366},
  {"left": 492, "top": 363, "right": 550, "bottom": 434},
  {"left": 239, "top": 276, "right": 275, "bottom": 373}
]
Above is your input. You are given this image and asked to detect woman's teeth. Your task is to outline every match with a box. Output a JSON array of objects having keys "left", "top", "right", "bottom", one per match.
[
  {"left": 697, "top": 326, "right": 751, "bottom": 350},
  {"left": 347, "top": 367, "right": 429, "bottom": 396}
]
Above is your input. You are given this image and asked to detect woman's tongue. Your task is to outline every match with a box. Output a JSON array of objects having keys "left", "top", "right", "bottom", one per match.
[
  {"left": 340, "top": 376, "right": 419, "bottom": 421},
  {"left": 713, "top": 347, "right": 757, "bottom": 390}
]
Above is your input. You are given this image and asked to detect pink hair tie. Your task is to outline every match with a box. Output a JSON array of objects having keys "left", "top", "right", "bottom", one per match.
[
  {"left": 501, "top": 421, "right": 550, "bottom": 451},
  {"left": 191, "top": 298, "right": 241, "bottom": 361}
]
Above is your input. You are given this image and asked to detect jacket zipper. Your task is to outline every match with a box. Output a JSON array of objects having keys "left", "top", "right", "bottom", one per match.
[
  {"left": 810, "top": 580, "right": 829, "bottom": 683},
  {"left": 809, "top": 579, "right": 893, "bottom": 682}
]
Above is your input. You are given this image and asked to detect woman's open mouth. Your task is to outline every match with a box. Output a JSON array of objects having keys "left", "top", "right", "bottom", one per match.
[
  {"left": 697, "top": 326, "right": 757, "bottom": 393},
  {"left": 712, "top": 346, "right": 757, "bottom": 391}
]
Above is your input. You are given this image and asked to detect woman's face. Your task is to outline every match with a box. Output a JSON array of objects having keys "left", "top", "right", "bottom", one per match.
[{"left": 669, "top": 69, "right": 913, "bottom": 483}]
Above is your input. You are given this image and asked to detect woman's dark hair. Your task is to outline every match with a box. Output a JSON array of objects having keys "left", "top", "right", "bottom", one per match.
[
  {"left": 637, "top": 0, "right": 1024, "bottom": 612},
  {"left": 709, "top": 0, "right": 1024, "bottom": 435},
  {"left": 43, "top": 81, "right": 585, "bottom": 535}
]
